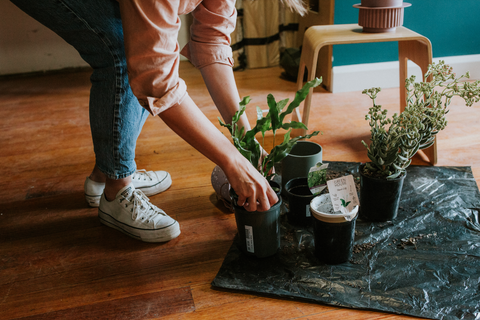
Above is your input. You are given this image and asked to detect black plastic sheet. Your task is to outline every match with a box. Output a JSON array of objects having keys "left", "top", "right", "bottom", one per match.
[{"left": 212, "top": 162, "right": 480, "bottom": 320}]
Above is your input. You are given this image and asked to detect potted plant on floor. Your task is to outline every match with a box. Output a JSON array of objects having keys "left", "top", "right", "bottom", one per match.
[
  {"left": 359, "top": 61, "right": 480, "bottom": 222},
  {"left": 219, "top": 78, "right": 322, "bottom": 257}
]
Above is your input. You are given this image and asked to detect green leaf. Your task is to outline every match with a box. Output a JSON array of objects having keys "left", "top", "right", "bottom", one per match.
[
  {"left": 276, "top": 98, "right": 289, "bottom": 114},
  {"left": 267, "top": 94, "right": 281, "bottom": 133},
  {"left": 279, "top": 78, "right": 322, "bottom": 122},
  {"left": 282, "top": 121, "right": 308, "bottom": 130}
]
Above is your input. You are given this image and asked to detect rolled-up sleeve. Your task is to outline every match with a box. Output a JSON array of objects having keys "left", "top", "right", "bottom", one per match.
[
  {"left": 119, "top": 0, "right": 187, "bottom": 116},
  {"left": 180, "top": 0, "right": 236, "bottom": 69}
]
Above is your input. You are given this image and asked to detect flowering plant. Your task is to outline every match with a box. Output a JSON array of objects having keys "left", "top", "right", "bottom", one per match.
[{"left": 362, "top": 61, "right": 480, "bottom": 179}]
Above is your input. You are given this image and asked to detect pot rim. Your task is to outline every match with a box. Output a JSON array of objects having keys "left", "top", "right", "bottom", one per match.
[
  {"left": 359, "top": 163, "right": 407, "bottom": 182},
  {"left": 353, "top": 2, "right": 411, "bottom": 9},
  {"left": 285, "top": 177, "right": 317, "bottom": 199},
  {"left": 232, "top": 196, "right": 283, "bottom": 214},
  {"left": 286, "top": 141, "right": 322, "bottom": 158},
  {"left": 310, "top": 194, "right": 358, "bottom": 223}
]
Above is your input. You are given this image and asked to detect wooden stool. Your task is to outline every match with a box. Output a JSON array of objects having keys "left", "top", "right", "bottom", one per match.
[{"left": 292, "top": 24, "right": 436, "bottom": 164}]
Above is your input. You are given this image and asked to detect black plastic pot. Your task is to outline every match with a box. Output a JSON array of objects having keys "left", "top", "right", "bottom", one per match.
[
  {"left": 359, "top": 164, "right": 406, "bottom": 222},
  {"left": 310, "top": 194, "right": 358, "bottom": 264},
  {"left": 285, "top": 177, "right": 316, "bottom": 226},
  {"left": 232, "top": 181, "right": 282, "bottom": 258}
]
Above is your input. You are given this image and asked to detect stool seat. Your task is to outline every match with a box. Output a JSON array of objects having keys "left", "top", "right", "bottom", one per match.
[{"left": 293, "top": 24, "right": 435, "bottom": 164}]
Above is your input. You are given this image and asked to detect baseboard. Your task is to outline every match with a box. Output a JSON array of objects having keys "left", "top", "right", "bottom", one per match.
[{"left": 331, "top": 54, "right": 480, "bottom": 93}]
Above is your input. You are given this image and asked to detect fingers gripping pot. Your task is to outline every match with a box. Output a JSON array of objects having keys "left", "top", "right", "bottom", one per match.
[
  {"left": 231, "top": 181, "right": 282, "bottom": 258},
  {"left": 310, "top": 194, "right": 358, "bottom": 264}
]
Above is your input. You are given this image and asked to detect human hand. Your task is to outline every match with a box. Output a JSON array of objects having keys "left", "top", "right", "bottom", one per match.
[{"left": 222, "top": 156, "right": 278, "bottom": 212}]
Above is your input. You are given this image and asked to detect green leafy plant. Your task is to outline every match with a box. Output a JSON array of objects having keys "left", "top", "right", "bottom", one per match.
[
  {"left": 361, "top": 61, "right": 480, "bottom": 180},
  {"left": 220, "top": 78, "right": 322, "bottom": 179}
]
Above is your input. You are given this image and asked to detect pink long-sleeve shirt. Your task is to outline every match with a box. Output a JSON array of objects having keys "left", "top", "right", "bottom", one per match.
[{"left": 118, "top": 0, "right": 236, "bottom": 116}]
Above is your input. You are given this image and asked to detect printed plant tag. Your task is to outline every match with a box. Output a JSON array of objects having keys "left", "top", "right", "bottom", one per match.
[
  {"left": 308, "top": 162, "right": 328, "bottom": 195},
  {"left": 245, "top": 225, "right": 254, "bottom": 253},
  {"left": 326, "top": 175, "right": 359, "bottom": 213}
]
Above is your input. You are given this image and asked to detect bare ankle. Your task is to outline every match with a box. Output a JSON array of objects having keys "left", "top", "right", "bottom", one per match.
[
  {"left": 104, "top": 176, "right": 132, "bottom": 201},
  {"left": 89, "top": 166, "right": 107, "bottom": 183}
]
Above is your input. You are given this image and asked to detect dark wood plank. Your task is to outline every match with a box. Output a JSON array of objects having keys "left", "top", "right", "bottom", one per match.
[{"left": 14, "top": 287, "right": 194, "bottom": 320}]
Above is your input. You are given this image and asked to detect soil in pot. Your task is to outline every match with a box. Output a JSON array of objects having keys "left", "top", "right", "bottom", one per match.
[
  {"left": 232, "top": 181, "right": 282, "bottom": 258},
  {"left": 285, "top": 177, "right": 316, "bottom": 227},
  {"left": 359, "top": 164, "right": 406, "bottom": 222},
  {"left": 310, "top": 194, "right": 358, "bottom": 264}
]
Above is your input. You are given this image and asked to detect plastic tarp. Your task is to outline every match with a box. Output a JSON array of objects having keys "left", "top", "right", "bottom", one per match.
[{"left": 212, "top": 162, "right": 480, "bottom": 320}]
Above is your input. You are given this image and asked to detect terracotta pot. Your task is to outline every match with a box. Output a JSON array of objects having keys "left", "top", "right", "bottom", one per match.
[{"left": 353, "top": 1, "right": 411, "bottom": 33}]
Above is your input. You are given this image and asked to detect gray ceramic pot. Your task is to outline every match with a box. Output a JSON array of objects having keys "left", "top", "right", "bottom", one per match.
[{"left": 281, "top": 141, "right": 322, "bottom": 197}]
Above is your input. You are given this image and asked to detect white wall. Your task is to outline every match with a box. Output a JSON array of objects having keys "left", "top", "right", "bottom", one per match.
[
  {"left": 332, "top": 55, "right": 480, "bottom": 93},
  {"left": 0, "top": 1, "right": 190, "bottom": 76}
]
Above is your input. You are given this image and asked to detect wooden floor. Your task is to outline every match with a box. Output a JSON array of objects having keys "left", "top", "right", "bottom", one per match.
[{"left": 1, "top": 62, "right": 479, "bottom": 319}]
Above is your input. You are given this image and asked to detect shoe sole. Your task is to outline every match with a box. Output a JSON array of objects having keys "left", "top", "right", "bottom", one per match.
[
  {"left": 85, "top": 194, "right": 101, "bottom": 208},
  {"left": 85, "top": 173, "right": 172, "bottom": 208},
  {"left": 98, "top": 209, "right": 181, "bottom": 242},
  {"left": 98, "top": 210, "right": 180, "bottom": 242}
]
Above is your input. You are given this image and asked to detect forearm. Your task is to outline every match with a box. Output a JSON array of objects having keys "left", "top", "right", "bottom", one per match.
[
  {"left": 159, "top": 94, "right": 239, "bottom": 170},
  {"left": 158, "top": 95, "right": 277, "bottom": 211},
  {"left": 200, "top": 63, "right": 251, "bottom": 130}
]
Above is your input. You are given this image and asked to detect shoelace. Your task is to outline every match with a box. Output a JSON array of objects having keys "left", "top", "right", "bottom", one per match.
[
  {"left": 120, "top": 190, "right": 166, "bottom": 223},
  {"left": 132, "top": 169, "right": 154, "bottom": 181}
]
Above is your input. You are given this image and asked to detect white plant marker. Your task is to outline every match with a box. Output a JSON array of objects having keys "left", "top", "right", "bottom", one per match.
[{"left": 326, "top": 175, "right": 359, "bottom": 217}]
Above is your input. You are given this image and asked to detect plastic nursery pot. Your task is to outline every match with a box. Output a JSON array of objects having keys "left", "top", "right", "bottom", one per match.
[
  {"left": 281, "top": 141, "right": 322, "bottom": 197},
  {"left": 310, "top": 194, "right": 358, "bottom": 265},
  {"left": 285, "top": 177, "right": 316, "bottom": 226},
  {"left": 232, "top": 181, "right": 282, "bottom": 258},
  {"left": 359, "top": 164, "right": 406, "bottom": 222}
]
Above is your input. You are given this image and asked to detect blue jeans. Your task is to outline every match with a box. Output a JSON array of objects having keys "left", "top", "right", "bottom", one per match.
[{"left": 11, "top": 0, "right": 149, "bottom": 179}]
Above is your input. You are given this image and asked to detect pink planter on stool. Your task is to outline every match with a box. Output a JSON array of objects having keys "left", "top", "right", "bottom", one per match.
[{"left": 353, "top": 0, "right": 411, "bottom": 33}]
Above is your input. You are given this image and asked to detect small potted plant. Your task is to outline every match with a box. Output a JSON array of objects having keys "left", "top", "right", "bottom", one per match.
[
  {"left": 310, "top": 193, "right": 359, "bottom": 264},
  {"left": 219, "top": 78, "right": 322, "bottom": 257},
  {"left": 360, "top": 61, "right": 480, "bottom": 222}
]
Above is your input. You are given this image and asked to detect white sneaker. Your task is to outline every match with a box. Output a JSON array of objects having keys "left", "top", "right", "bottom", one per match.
[
  {"left": 98, "top": 184, "right": 180, "bottom": 242},
  {"left": 84, "top": 169, "right": 172, "bottom": 207}
]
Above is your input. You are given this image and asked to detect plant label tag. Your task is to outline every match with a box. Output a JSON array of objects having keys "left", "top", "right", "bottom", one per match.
[
  {"left": 326, "top": 175, "right": 359, "bottom": 213},
  {"left": 308, "top": 162, "right": 329, "bottom": 195},
  {"left": 245, "top": 225, "right": 254, "bottom": 253}
]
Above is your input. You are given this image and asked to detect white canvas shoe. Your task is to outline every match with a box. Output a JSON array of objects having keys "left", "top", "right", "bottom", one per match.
[
  {"left": 98, "top": 184, "right": 180, "bottom": 242},
  {"left": 85, "top": 169, "right": 172, "bottom": 207}
]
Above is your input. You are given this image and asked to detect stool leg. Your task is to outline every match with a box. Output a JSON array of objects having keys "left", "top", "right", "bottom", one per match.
[
  {"left": 292, "top": 60, "right": 307, "bottom": 126},
  {"left": 399, "top": 39, "right": 436, "bottom": 165},
  {"left": 292, "top": 59, "right": 313, "bottom": 137}
]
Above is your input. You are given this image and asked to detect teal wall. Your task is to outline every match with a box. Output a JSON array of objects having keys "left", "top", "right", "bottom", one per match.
[{"left": 332, "top": 0, "right": 480, "bottom": 67}]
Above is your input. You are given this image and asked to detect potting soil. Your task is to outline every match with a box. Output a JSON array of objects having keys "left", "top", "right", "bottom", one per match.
[{"left": 212, "top": 161, "right": 480, "bottom": 320}]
